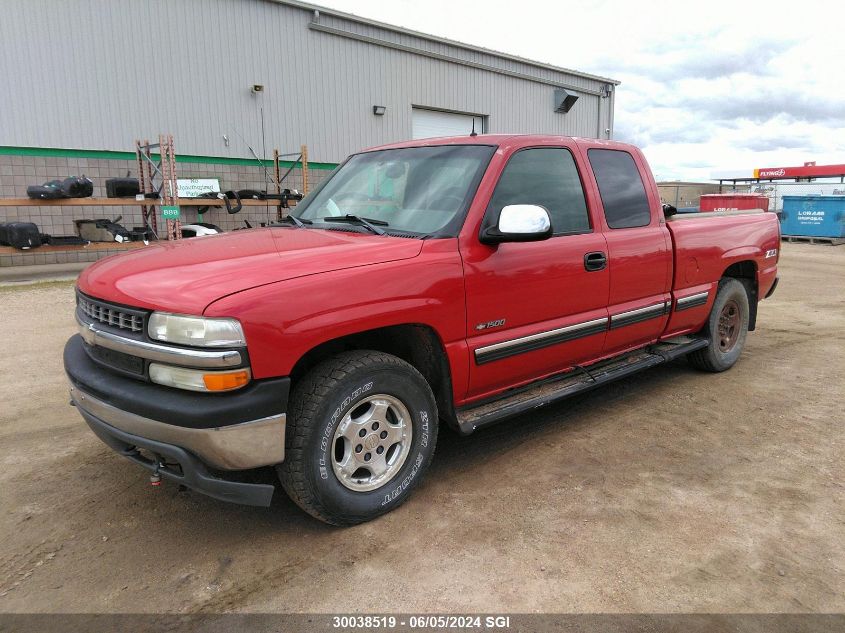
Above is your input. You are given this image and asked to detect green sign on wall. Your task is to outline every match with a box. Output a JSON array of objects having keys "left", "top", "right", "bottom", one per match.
[{"left": 161, "top": 205, "right": 181, "bottom": 220}]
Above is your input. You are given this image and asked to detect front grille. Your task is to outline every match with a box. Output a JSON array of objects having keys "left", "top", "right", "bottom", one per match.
[{"left": 77, "top": 293, "right": 145, "bottom": 333}]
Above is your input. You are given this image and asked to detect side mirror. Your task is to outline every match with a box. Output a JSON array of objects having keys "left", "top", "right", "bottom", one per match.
[
  {"left": 662, "top": 203, "right": 677, "bottom": 217},
  {"left": 480, "top": 204, "right": 553, "bottom": 245}
]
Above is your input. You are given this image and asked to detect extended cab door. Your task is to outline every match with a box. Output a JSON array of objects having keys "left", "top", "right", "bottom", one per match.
[
  {"left": 582, "top": 147, "right": 673, "bottom": 356},
  {"left": 461, "top": 145, "right": 610, "bottom": 401}
]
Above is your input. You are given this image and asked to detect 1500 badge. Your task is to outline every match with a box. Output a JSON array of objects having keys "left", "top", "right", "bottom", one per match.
[{"left": 475, "top": 319, "right": 506, "bottom": 331}]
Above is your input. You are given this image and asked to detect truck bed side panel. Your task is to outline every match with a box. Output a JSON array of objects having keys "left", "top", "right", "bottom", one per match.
[{"left": 663, "top": 212, "right": 780, "bottom": 338}]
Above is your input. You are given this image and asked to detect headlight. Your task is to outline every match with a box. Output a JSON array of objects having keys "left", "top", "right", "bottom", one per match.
[
  {"left": 148, "top": 312, "right": 245, "bottom": 347},
  {"left": 149, "top": 364, "right": 251, "bottom": 392}
]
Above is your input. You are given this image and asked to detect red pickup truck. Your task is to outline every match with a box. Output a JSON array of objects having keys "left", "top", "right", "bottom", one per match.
[{"left": 65, "top": 134, "right": 780, "bottom": 525}]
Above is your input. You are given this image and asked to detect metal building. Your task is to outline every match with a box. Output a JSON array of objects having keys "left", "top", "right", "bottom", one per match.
[
  {"left": 0, "top": 0, "right": 618, "bottom": 270},
  {"left": 0, "top": 0, "right": 618, "bottom": 164}
]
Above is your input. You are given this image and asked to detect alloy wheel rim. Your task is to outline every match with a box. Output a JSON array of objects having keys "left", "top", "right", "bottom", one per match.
[{"left": 331, "top": 394, "right": 413, "bottom": 492}]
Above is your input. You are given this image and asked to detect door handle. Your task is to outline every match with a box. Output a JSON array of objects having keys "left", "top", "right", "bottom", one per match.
[{"left": 584, "top": 251, "right": 607, "bottom": 272}]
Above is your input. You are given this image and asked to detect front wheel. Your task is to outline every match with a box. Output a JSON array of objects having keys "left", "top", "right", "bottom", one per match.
[
  {"left": 688, "top": 278, "right": 751, "bottom": 372},
  {"left": 278, "top": 351, "right": 438, "bottom": 525}
]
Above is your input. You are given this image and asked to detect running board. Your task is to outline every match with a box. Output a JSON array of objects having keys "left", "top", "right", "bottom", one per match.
[{"left": 456, "top": 336, "right": 710, "bottom": 435}]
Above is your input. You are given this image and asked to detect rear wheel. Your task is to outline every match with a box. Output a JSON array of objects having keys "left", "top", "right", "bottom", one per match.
[
  {"left": 688, "top": 278, "right": 750, "bottom": 372},
  {"left": 278, "top": 350, "right": 438, "bottom": 525}
]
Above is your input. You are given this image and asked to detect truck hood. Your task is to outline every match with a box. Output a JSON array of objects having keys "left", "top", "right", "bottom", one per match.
[{"left": 78, "top": 228, "right": 424, "bottom": 314}]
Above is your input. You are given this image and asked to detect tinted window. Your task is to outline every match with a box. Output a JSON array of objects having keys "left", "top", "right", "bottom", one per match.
[
  {"left": 588, "top": 149, "right": 652, "bottom": 229},
  {"left": 487, "top": 148, "right": 590, "bottom": 235}
]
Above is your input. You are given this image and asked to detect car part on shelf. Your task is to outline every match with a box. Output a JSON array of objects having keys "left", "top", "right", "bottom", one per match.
[
  {"left": 181, "top": 223, "right": 223, "bottom": 238},
  {"left": 75, "top": 216, "right": 132, "bottom": 243},
  {"left": 106, "top": 172, "right": 141, "bottom": 198},
  {"left": 0, "top": 221, "right": 42, "bottom": 249}
]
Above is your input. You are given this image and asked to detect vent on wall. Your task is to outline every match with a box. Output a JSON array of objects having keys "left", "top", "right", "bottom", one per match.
[{"left": 554, "top": 88, "right": 579, "bottom": 113}]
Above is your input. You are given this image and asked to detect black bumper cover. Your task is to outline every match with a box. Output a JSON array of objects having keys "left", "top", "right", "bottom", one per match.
[{"left": 80, "top": 408, "right": 275, "bottom": 506}]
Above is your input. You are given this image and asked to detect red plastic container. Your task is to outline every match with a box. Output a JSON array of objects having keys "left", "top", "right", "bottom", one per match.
[{"left": 699, "top": 193, "right": 769, "bottom": 212}]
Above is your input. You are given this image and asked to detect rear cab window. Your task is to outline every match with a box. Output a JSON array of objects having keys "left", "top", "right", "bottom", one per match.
[
  {"left": 587, "top": 149, "right": 652, "bottom": 229},
  {"left": 487, "top": 147, "right": 591, "bottom": 236}
]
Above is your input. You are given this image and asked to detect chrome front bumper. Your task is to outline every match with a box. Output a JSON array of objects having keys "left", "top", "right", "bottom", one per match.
[{"left": 69, "top": 384, "right": 286, "bottom": 470}]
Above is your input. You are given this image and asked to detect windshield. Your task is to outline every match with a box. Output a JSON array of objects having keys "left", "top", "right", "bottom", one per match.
[{"left": 293, "top": 145, "right": 495, "bottom": 236}]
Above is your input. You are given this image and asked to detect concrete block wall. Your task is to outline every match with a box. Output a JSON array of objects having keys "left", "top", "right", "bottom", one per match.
[
  {"left": 0, "top": 245, "right": 133, "bottom": 269},
  {"left": 0, "top": 154, "right": 331, "bottom": 267}
]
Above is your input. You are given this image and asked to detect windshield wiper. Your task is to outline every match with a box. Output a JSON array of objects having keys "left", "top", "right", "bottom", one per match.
[
  {"left": 281, "top": 214, "right": 311, "bottom": 227},
  {"left": 321, "top": 214, "right": 388, "bottom": 236}
]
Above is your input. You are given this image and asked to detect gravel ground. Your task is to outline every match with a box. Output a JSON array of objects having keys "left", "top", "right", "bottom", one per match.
[{"left": 0, "top": 243, "right": 842, "bottom": 613}]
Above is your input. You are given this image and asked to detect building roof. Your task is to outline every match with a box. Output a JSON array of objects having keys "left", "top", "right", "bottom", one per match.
[{"left": 273, "top": 0, "right": 621, "bottom": 86}]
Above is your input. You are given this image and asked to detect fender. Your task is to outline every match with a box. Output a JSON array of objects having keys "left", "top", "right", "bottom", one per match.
[
  {"left": 720, "top": 245, "right": 762, "bottom": 271},
  {"left": 720, "top": 252, "right": 761, "bottom": 331},
  {"left": 203, "top": 241, "right": 469, "bottom": 395}
]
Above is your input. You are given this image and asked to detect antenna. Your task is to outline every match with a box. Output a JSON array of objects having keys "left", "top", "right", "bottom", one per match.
[
  {"left": 470, "top": 118, "right": 478, "bottom": 137},
  {"left": 232, "top": 128, "right": 276, "bottom": 188}
]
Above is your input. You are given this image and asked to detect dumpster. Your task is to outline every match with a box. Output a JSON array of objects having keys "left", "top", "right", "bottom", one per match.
[
  {"left": 780, "top": 195, "right": 845, "bottom": 238},
  {"left": 699, "top": 193, "right": 770, "bottom": 212}
]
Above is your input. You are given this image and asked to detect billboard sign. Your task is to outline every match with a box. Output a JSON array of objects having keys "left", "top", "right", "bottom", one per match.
[{"left": 753, "top": 164, "right": 845, "bottom": 179}]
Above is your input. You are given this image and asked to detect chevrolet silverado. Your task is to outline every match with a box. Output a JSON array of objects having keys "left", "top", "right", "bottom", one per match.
[{"left": 65, "top": 134, "right": 780, "bottom": 525}]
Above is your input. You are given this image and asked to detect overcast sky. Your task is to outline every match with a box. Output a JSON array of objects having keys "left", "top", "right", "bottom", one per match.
[{"left": 319, "top": 0, "right": 845, "bottom": 181}]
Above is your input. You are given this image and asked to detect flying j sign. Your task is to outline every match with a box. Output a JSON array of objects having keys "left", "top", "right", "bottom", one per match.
[{"left": 754, "top": 164, "right": 845, "bottom": 179}]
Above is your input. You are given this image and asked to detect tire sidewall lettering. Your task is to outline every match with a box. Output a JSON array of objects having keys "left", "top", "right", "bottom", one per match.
[
  {"left": 312, "top": 374, "right": 435, "bottom": 509},
  {"left": 381, "top": 450, "right": 424, "bottom": 506},
  {"left": 379, "top": 411, "right": 429, "bottom": 506},
  {"left": 319, "top": 381, "right": 373, "bottom": 456},
  {"left": 420, "top": 410, "right": 429, "bottom": 448}
]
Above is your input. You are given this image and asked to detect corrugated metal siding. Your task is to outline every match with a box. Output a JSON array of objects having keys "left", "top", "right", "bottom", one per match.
[{"left": 0, "top": 0, "right": 615, "bottom": 163}]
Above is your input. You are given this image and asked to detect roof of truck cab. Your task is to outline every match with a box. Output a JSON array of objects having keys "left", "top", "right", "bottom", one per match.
[{"left": 363, "top": 134, "right": 637, "bottom": 153}]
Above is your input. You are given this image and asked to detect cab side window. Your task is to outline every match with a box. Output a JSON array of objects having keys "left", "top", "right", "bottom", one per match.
[
  {"left": 487, "top": 148, "right": 590, "bottom": 236},
  {"left": 587, "top": 149, "right": 652, "bottom": 229}
]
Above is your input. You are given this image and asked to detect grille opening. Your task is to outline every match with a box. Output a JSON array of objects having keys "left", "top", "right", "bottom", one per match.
[{"left": 78, "top": 295, "right": 144, "bottom": 333}]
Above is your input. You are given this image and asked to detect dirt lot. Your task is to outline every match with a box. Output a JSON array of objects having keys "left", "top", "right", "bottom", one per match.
[{"left": 0, "top": 243, "right": 843, "bottom": 614}]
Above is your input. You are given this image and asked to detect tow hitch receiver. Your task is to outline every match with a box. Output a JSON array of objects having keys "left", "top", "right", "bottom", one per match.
[{"left": 150, "top": 467, "right": 162, "bottom": 487}]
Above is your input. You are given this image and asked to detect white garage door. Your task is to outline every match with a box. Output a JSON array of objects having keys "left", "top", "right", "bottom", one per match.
[{"left": 412, "top": 108, "right": 485, "bottom": 139}]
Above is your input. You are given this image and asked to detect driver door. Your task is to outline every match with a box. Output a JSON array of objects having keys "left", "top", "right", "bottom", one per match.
[{"left": 461, "top": 146, "right": 610, "bottom": 401}]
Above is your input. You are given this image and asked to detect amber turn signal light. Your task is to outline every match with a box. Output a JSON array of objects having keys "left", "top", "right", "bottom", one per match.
[{"left": 203, "top": 370, "right": 251, "bottom": 392}]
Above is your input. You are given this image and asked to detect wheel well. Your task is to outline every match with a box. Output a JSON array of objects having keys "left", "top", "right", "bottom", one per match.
[
  {"left": 722, "top": 260, "right": 758, "bottom": 331},
  {"left": 290, "top": 325, "right": 457, "bottom": 429}
]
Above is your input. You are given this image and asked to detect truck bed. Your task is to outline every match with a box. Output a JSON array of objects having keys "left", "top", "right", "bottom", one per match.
[{"left": 666, "top": 209, "right": 780, "bottom": 299}]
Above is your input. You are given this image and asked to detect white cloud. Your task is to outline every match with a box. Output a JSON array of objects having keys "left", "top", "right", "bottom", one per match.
[{"left": 319, "top": 0, "right": 845, "bottom": 180}]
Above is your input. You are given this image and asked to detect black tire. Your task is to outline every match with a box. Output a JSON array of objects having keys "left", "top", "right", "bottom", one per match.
[
  {"left": 688, "top": 278, "right": 750, "bottom": 372},
  {"left": 278, "top": 350, "right": 438, "bottom": 525}
]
